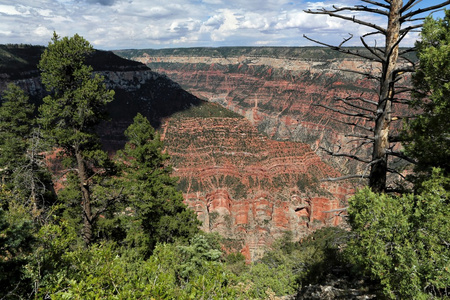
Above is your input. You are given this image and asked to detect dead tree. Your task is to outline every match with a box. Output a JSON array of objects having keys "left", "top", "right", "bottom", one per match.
[{"left": 304, "top": 0, "right": 450, "bottom": 193}]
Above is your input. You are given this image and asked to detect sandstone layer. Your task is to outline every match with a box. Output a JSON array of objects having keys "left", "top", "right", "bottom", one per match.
[
  {"left": 162, "top": 108, "right": 352, "bottom": 261},
  {"left": 1, "top": 45, "right": 354, "bottom": 260},
  {"left": 118, "top": 47, "right": 410, "bottom": 175}
]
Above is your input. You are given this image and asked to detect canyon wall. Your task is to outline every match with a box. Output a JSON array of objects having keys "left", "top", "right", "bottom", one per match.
[
  {"left": 1, "top": 46, "right": 355, "bottom": 260},
  {"left": 162, "top": 106, "right": 353, "bottom": 261},
  {"left": 117, "top": 47, "right": 410, "bottom": 175}
]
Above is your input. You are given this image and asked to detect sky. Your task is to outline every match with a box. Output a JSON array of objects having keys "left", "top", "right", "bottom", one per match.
[{"left": 0, "top": 0, "right": 448, "bottom": 50}]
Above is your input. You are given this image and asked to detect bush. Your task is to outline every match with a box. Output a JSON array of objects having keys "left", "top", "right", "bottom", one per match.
[{"left": 346, "top": 169, "right": 450, "bottom": 299}]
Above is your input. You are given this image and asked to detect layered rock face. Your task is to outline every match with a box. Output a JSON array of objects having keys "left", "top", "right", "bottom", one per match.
[
  {"left": 117, "top": 47, "right": 409, "bottom": 174},
  {"left": 1, "top": 46, "right": 353, "bottom": 260},
  {"left": 162, "top": 107, "right": 352, "bottom": 261}
]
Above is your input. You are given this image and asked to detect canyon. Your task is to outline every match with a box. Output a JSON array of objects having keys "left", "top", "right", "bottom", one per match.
[
  {"left": 117, "top": 47, "right": 411, "bottom": 175},
  {"left": 1, "top": 45, "right": 377, "bottom": 260}
]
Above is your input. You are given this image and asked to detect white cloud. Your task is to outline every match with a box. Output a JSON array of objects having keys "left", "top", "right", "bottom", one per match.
[
  {"left": 0, "top": 0, "right": 444, "bottom": 49},
  {"left": 0, "top": 4, "right": 25, "bottom": 15}
]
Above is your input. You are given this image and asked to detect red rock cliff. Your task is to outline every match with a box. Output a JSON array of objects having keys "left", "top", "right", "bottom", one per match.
[{"left": 162, "top": 107, "right": 353, "bottom": 261}]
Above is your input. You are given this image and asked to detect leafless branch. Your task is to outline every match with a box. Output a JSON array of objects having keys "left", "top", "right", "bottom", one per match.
[
  {"left": 400, "top": 23, "right": 424, "bottom": 34},
  {"left": 304, "top": 8, "right": 388, "bottom": 32},
  {"left": 335, "top": 97, "right": 378, "bottom": 113},
  {"left": 400, "top": 0, "right": 419, "bottom": 13},
  {"left": 341, "top": 95, "right": 379, "bottom": 106},
  {"left": 320, "top": 174, "right": 369, "bottom": 182},
  {"left": 360, "top": 35, "right": 385, "bottom": 62},
  {"left": 320, "top": 147, "right": 372, "bottom": 163},
  {"left": 303, "top": 35, "right": 383, "bottom": 63},
  {"left": 345, "top": 133, "right": 375, "bottom": 141},
  {"left": 386, "top": 149, "right": 417, "bottom": 164},
  {"left": 322, "top": 207, "right": 349, "bottom": 213},
  {"left": 339, "top": 68, "right": 382, "bottom": 80},
  {"left": 313, "top": 103, "right": 375, "bottom": 120},
  {"left": 401, "top": 1, "right": 450, "bottom": 21},
  {"left": 362, "top": 0, "right": 390, "bottom": 9},
  {"left": 335, "top": 119, "right": 374, "bottom": 132}
]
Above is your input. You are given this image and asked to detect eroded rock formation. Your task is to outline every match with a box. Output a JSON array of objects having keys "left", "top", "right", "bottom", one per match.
[
  {"left": 162, "top": 111, "right": 352, "bottom": 261},
  {"left": 1, "top": 46, "right": 355, "bottom": 260},
  {"left": 119, "top": 47, "right": 410, "bottom": 176}
]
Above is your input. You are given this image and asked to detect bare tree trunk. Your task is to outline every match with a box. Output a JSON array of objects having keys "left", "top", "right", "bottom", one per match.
[
  {"left": 76, "top": 150, "right": 93, "bottom": 245},
  {"left": 369, "top": 0, "right": 402, "bottom": 193}
]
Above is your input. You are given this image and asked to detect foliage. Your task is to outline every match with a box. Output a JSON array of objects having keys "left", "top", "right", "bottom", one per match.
[
  {"left": 0, "top": 201, "right": 35, "bottom": 299},
  {"left": 0, "top": 84, "right": 54, "bottom": 219},
  {"left": 28, "top": 234, "right": 242, "bottom": 299},
  {"left": 0, "top": 84, "right": 35, "bottom": 184},
  {"left": 177, "top": 233, "right": 223, "bottom": 279},
  {"left": 38, "top": 32, "right": 116, "bottom": 244},
  {"left": 346, "top": 169, "right": 450, "bottom": 299},
  {"left": 405, "top": 10, "right": 450, "bottom": 179},
  {"left": 117, "top": 113, "right": 200, "bottom": 255},
  {"left": 235, "top": 229, "right": 350, "bottom": 298},
  {"left": 38, "top": 32, "right": 114, "bottom": 158}
]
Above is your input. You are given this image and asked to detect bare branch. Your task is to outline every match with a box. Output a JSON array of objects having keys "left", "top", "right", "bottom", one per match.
[
  {"left": 320, "top": 174, "right": 369, "bottom": 182},
  {"left": 303, "top": 35, "right": 383, "bottom": 62},
  {"left": 312, "top": 103, "right": 375, "bottom": 120},
  {"left": 320, "top": 147, "right": 372, "bottom": 163},
  {"left": 322, "top": 207, "right": 349, "bottom": 213},
  {"left": 340, "top": 68, "right": 382, "bottom": 80},
  {"left": 304, "top": 8, "right": 387, "bottom": 33},
  {"left": 400, "top": 0, "right": 420, "bottom": 14},
  {"left": 345, "top": 133, "right": 375, "bottom": 140},
  {"left": 362, "top": 0, "right": 390, "bottom": 9},
  {"left": 335, "top": 119, "right": 374, "bottom": 132},
  {"left": 335, "top": 97, "right": 377, "bottom": 113},
  {"left": 386, "top": 149, "right": 417, "bottom": 164},
  {"left": 392, "top": 98, "right": 413, "bottom": 105},
  {"left": 340, "top": 95, "right": 379, "bottom": 106},
  {"left": 395, "top": 87, "right": 415, "bottom": 94},
  {"left": 400, "top": 23, "right": 424, "bottom": 34},
  {"left": 401, "top": 1, "right": 450, "bottom": 21},
  {"left": 360, "top": 35, "right": 385, "bottom": 62},
  {"left": 339, "top": 33, "right": 354, "bottom": 47},
  {"left": 387, "top": 168, "right": 407, "bottom": 180}
]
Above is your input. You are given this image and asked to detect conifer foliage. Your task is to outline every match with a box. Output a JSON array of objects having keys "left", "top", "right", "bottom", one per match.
[
  {"left": 405, "top": 10, "right": 450, "bottom": 178},
  {"left": 0, "top": 84, "right": 35, "bottom": 186},
  {"left": 38, "top": 32, "right": 115, "bottom": 244},
  {"left": 118, "top": 113, "right": 200, "bottom": 254}
]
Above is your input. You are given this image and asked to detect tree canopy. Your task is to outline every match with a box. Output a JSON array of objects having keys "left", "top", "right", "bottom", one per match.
[
  {"left": 404, "top": 10, "right": 450, "bottom": 178},
  {"left": 38, "top": 32, "right": 115, "bottom": 244}
]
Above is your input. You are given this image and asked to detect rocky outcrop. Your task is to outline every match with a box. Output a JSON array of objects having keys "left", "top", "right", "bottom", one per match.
[
  {"left": 1, "top": 46, "right": 353, "bottom": 260},
  {"left": 163, "top": 112, "right": 352, "bottom": 261},
  {"left": 119, "top": 47, "right": 410, "bottom": 175}
]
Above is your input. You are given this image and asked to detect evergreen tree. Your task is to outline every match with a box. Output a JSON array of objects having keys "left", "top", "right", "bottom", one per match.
[
  {"left": 118, "top": 113, "right": 200, "bottom": 255},
  {"left": 0, "top": 84, "right": 53, "bottom": 218},
  {"left": 405, "top": 10, "right": 450, "bottom": 179},
  {"left": 347, "top": 170, "right": 450, "bottom": 299},
  {"left": 38, "top": 33, "right": 115, "bottom": 244},
  {"left": 0, "top": 203, "right": 35, "bottom": 298},
  {"left": 0, "top": 83, "right": 35, "bottom": 186}
]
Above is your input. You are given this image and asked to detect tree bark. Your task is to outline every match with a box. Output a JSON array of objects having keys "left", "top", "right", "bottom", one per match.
[
  {"left": 76, "top": 150, "right": 93, "bottom": 245},
  {"left": 369, "top": 0, "right": 402, "bottom": 193}
]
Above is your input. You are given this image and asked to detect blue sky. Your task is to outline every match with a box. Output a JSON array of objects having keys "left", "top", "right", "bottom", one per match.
[{"left": 0, "top": 0, "right": 448, "bottom": 50}]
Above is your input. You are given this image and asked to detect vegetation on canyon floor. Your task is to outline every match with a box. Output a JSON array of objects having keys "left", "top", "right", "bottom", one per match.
[{"left": 1, "top": 6, "right": 450, "bottom": 300}]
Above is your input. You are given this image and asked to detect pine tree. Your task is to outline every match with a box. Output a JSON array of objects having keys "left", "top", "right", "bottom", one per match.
[
  {"left": 118, "top": 113, "right": 200, "bottom": 255},
  {"left": 0, "top": 84, "right": 35, "bottom": 185},
  {"left": 38, "top": 33, "right": 115, "bottom": 244},
  {"left": 405, "top": 10, "right": 450, "bottom": 179},
  {"left": 0, "top": 84, "right": 54, "bottom": 217}
]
